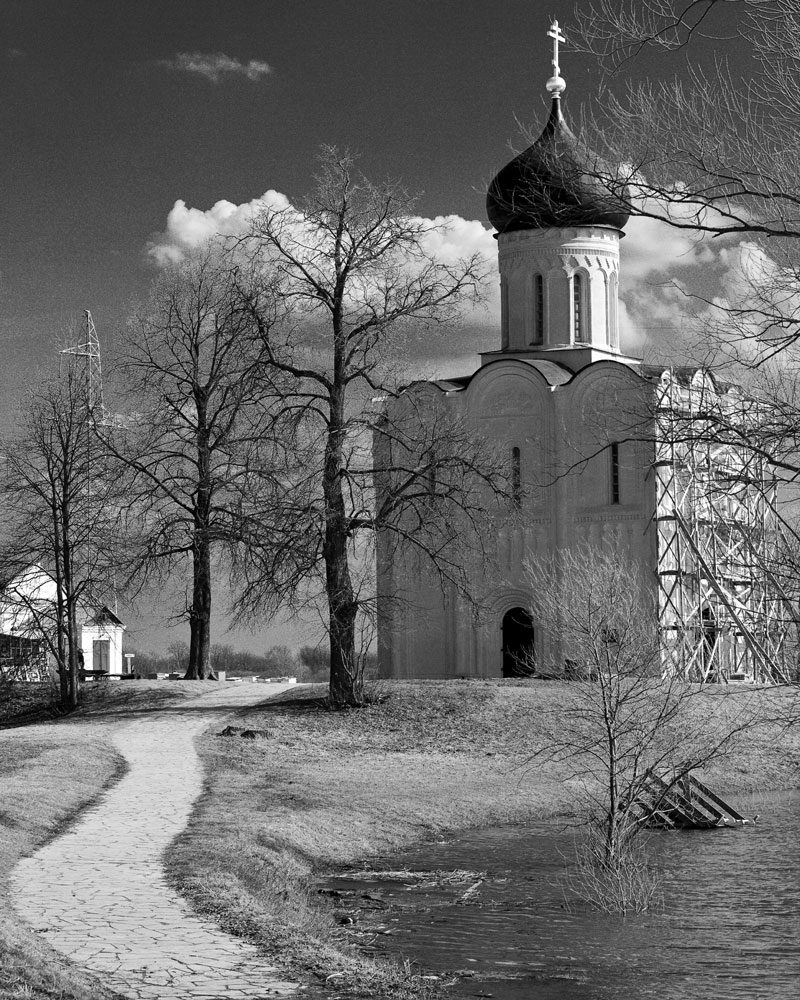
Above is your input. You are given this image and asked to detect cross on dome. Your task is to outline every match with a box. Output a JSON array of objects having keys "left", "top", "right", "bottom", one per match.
[
  {"left": 486, "top": 16, "right": 630, "bottom": 233},
  {"left": 546, "top": 20, "right": 566, "bottom": 97}
]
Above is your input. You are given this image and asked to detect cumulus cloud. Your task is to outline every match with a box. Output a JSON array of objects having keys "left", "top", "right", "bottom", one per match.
[
  {"left": 617, "top": 193, "right": 746, "bottom": 359},
  {"left": 414, "top": 213, "right": 499, "bottom": 316},
  {"left": 160, "top": 52, "right": 272, "bottom": 83},
  {"left": 148, "top": 192, "right": 500, "bottom": 379},
  {"left": 148, "top": 193, "right": 501, "bottom": 318},
  {"left": 147, "top": 190, "right": 291, "bottom": 265}
]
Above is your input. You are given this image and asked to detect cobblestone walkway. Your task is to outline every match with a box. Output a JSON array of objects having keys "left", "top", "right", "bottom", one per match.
[{"left": 10, "top": 684, "right": 301, "bottom": 999}]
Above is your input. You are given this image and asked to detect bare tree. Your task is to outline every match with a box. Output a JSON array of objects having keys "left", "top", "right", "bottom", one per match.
[
  {"left": 232, "top": 146, "right": 501, "bottom": 707},
  {"left": 0, "top": 360, "right": 120, "bottom": 709},
  {"left": 568, "top": 2, "right": 800, "bottom": 358},
  {"left": 526, "top": 544, "right": 761, "bottom": 883},
  {"left": 549, "top": 3, "right": 800, "bottom": 667},
  {"left": 167, "top": 640, "right": 190, "bottom": 675},
  {"left": 109, "top": 249, "right": 284, "bottom": 680}
]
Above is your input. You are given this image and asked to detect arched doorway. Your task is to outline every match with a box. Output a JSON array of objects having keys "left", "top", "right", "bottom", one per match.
[{"left": 502, "top": 607, "right": 535, "bottom": 677}]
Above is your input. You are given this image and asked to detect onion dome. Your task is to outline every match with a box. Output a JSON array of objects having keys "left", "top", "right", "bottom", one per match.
[{"left": 487, "top": 25, "right": 630, "bottom": 233}]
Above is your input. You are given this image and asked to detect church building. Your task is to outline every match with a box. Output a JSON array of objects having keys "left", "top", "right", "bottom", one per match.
[{"left": 376, "top": 24, "right": 790, "bottom": 684}]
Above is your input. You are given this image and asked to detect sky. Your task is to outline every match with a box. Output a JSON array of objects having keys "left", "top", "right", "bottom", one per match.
[{"left": 1, "top": 1, "right": 750, "bottom": 655}]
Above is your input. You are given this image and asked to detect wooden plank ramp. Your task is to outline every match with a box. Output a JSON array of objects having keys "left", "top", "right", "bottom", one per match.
[{"left": 634, "top": 773, "right": 755, "bottom": 830}]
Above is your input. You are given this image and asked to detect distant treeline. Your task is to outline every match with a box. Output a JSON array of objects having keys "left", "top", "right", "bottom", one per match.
[{"left": 125, "top": 642, "right": 375, "bottom": 681}]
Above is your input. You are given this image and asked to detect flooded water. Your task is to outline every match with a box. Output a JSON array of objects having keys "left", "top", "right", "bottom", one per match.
[{"left": 322, "top": 790, "right": 800, "bottom": 998}]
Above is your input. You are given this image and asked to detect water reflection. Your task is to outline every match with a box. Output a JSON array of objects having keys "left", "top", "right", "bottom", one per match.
[{"left": 323, "top": 791, "right": 799, "bottom": 998}]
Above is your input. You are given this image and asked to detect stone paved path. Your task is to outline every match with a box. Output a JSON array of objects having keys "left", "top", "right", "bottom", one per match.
[{"left": 10, "top": 684, "right": 301, "bottom": 999}]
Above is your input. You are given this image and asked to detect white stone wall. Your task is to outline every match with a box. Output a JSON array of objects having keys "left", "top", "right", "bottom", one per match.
[
  {"left": 376, "top": 360, "right": 657, "bottom": 679},
  {"left": 376, "top": 215, "right": 659, "bottom": 679}
]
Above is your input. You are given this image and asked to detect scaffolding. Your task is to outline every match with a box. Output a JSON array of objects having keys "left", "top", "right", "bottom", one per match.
[{"left": 654, "top": 368, "right": 795, "bottom": 683}]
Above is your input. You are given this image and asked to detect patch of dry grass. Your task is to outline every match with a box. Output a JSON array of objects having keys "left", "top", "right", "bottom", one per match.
[
  {"left": 1, "top": 677, "right": 216, "bottom": 731},
  {"left": 0, "top": 681, "right": 62, "bottom": 728},
  {"left": 0, "top": 727, "right": 127, "bottom": 1000},
  {"left": 73, "top": 678, "right": 221, "bottom": 718}
]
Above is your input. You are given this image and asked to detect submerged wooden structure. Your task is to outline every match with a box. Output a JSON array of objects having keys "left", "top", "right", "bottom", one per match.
[{"left": 635, "top": 773, "right": 753, "bottom": 830}]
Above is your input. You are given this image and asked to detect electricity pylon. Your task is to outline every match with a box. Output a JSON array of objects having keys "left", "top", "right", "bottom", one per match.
[
  {"left": 60, "top": 310, "right": 115, "bottom": 612},
  {"left": 60, "top": 310, "right": 109, "bottom": 425}
]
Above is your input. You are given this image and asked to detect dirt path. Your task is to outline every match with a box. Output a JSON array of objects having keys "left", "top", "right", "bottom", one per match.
[{"left": 9, "top": 683, "right": 301, "bottom": 1000}]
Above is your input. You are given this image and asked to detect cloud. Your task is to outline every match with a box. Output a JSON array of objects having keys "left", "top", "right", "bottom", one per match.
[
  {"left": 617, "top": 195, "right": 745, "bottom": 358},
  {"left": 148, "top": 194, "right": 500, "bottom": 315},
  {"left": 160, "top": 52, "right": 271, "bottom": 83},
  {"left": 147, "top": 191, "right": 291, "bottom": 265},
  {"left": 413, "top": 213, "right": 500, "bottom": 317}
]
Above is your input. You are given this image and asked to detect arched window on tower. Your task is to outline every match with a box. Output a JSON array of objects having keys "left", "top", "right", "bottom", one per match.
[
  {"left": 511, "top": 446, "right": 522, "bottom": 509},
  {"left": 531, "top": 274, "right": 544, "bottom": 345},
  {"left": 573, "top": 272, "right": 585, "bottom": 343},
  {"left": 501, "top": 277, "right": 510, "bottom": 349},
  {"left": 609, "top": 272, "right": 619, "bottom": 349}
]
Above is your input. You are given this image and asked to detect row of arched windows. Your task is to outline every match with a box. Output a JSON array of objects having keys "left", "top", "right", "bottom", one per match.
[{"left": 507, "top": 270, "right": 620, "bottom": 348}]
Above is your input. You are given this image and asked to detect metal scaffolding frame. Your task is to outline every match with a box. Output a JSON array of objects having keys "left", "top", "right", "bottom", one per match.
[{"left": 654, "top": 369, "right": 794, "bottom": 683}]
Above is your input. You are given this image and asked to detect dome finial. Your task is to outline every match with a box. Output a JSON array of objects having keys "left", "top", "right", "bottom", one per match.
[{"left": 546, "top": 20, "right": 566, "bottom": 98}]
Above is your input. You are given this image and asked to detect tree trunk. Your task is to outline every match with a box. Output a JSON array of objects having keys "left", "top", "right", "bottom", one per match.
[
  {"left": 61, "top": 515, "right": 80, "bottom": 711},
  {"left": 185, "top": 539, "right": 215, "bottom": 679},
  {"left": 326, "top": 526, "right": 359, "bottom": 706},
  {"left": 49, "top": 490, "right": 70, "bottom": 708},
  {"left": 324, "top": 337, "right": 360, "bottom": 708},
  {"left": 67, "top": 606, "right": 80, "bottom": 710},
  {"left": 56, "top": 630, "right": 68, "bottom": 706},
  {"left": 185, "top": 405, "right": 216, "bottom": 681}
]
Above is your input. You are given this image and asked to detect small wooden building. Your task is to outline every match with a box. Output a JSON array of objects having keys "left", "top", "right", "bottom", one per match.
[{"left": 79, "top": 605, "right": 126, "bottom": 677}]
